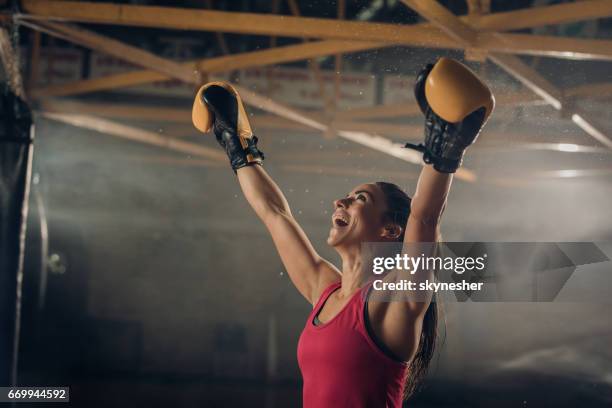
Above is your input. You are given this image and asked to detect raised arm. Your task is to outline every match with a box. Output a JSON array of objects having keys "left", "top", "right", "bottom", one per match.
[
  {"left": 404, "top": 58, "right": 494, "bottom": 246},
  {"left": 237, "top": 165, "right": 339, "bottom": 303},
  {"left": 192, "top": 82, "right": 338, "bottom": 304},
  {"left": 373, "top": 59, "right": 494, "bottom": 360},
  {"left": 405, "top": 165, "right": 451, "bottom": 243}
]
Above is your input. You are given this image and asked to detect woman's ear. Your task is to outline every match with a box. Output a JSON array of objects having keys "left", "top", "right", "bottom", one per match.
[{"left": 381, "top": 223, "right": 402, "bottom": 240}]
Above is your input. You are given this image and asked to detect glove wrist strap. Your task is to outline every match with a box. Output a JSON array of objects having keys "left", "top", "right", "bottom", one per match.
[
  {"left": 221, "top": 130, "right": 265, "bottom": 173},
  {"left": 404, "top": 142, "right": 462, "bottom": 173}
]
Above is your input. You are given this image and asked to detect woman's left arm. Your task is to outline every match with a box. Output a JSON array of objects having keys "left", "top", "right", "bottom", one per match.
[
  {"left": 373, "top": 58, "right": 494, "bottom": 359},
  {"left": 372, "top": 165, "right": 448, "bottom": 339},
  {"left": 368, "top": 166, "right": 450, "bottom": 361},
  {"left": 405, "top": 165, "right": 451, "bottom": 243}
]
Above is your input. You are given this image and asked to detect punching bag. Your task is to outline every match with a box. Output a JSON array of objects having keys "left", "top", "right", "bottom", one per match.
[{"left": 0, "top": 88, "right": 34, "bottom": 387}]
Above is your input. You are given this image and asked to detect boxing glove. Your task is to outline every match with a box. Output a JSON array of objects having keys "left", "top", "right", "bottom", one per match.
[
  {"left": 192, "top": 82, "right": 264, "bottom": 172},
  {"left": 405, "top": 57, "right": 495, "bottom": 173}
]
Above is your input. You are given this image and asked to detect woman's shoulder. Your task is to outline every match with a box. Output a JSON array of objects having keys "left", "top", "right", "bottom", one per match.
[{"left": 310, "top": 269, "right": 341, "bottom": 307}]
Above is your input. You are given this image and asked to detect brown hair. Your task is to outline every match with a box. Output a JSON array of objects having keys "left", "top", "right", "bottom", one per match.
[{"left": 375, "top": 181, "right": 440, "bottom": 400}]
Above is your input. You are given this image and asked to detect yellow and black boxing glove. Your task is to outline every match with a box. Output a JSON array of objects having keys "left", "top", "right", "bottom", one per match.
[
  {"left": 405, "top": 57, "right": 495, "bottom": 173},
  {"left": 192, "top": 82, "right": 264, "bottom": 172}
]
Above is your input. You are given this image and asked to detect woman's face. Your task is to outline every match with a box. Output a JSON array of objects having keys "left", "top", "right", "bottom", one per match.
[{"left": 327, "top": 183, "right": 392, "bottom": 248}]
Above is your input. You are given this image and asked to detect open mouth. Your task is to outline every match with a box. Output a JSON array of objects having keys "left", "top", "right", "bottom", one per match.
[{"left": 333, "top": 213, "right": 350, "bottom": 227}]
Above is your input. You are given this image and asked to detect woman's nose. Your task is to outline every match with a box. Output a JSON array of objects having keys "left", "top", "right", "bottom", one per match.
[{"left": 334, "top": 197, "right": 350, "bottom": 209}]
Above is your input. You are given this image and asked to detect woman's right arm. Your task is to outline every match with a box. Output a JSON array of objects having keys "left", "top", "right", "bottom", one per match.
[{"left": 237, "top": 164, "right": 339, "bottom": 304}]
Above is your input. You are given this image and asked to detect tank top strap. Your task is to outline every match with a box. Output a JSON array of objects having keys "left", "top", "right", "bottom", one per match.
[
  {"left": 358, "top": 279, "right": 376, "bottom": 303},
  {"left": 311, "top": 281, "right": 342, "bottom": 315}
]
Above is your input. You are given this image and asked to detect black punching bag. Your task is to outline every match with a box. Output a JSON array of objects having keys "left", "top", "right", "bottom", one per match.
[{"left": 0, "top": 88, "right": 34, "bottom": 387}]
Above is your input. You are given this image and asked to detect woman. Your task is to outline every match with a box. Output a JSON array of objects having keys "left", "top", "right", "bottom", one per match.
[{"left": 193, "top": 58, "right": 494, "bottom": 407}]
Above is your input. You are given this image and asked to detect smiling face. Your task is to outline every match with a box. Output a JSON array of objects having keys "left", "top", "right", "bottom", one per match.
[{"left": 327, "top": 183, "right": 400, "bottom": 248}]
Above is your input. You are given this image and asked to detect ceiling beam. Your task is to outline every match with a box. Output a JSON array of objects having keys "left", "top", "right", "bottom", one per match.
[
  {"left": 28, "top": 30, "right": 612, "bottom": 99},
  {"left": 27, "top": 22, "right": 470, "bottom": 179},
  {"left": 488, "top": 54, "right": 563, "bottom": 109},
  {"left": 39, "top": 99, "right": 191, "bottom": 122},
  {"left": 27, "top": 19, "right": 609, "bottom": 128},
  {"left": 477, "top": 33, "right": 612, "bottom": 62},
  {"left": 22, "top": 19, "right": 327, "bottom": 143},
  {"left": 465, "top": 0, "right": 612, "bottom": 32},
  {"left": 26, "top": 31, "right": 41, "bottom": 93},
  {"left": 18, "top": 1, "right": 612, "bottom": 61},
  {"left": 21, "top": 0, "right": 612, "bottom": 35},
  {"left": 42, "top": 100, "right": 607, "bottom": 153},
  {"left": 335, "top": 89, "right": 549, "bottom": 121},
  {"left": 30, "top": 39, "right": 383, "bottom": 98},
  {"left": 38, "top": 97, "right": 475, "bottom": 180},
  {"left": 21, "top": 20, "right": 200, "bottom": 84},
  {"left": 401, "top": 0, "right": 612, "bottom": 149},
  {"left": 565, "top": 82, "right": 612, "bottom": 100},
  {"left": 41, "top": 111, "right": 227, "bottom": 161},
  {"left": 286, "top": 0, "right": 335, "bottom": 113},
  {"left": 333, "top": 0, "right": 346, "bottom": 109},
  {"left": 335, "top": 103, "right": 422, "bottom": 121},
  {"left": 39, "top": 99, "right": 315, "bottom": 133},
  {"left": 18, "top": 0, "right": 450, "bottom": 44},
  {"left": 203, "top": 0, "right": 230, "bottom": 56}
]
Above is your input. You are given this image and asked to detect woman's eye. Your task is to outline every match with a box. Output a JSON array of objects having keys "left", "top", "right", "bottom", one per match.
[{"left": 357, "top": 194, "right": 366, "bottom": 202}]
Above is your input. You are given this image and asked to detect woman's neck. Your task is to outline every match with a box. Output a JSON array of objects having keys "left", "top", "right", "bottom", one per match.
[{"left": 338, "top": 245, "right": 366, "bottom": 297}]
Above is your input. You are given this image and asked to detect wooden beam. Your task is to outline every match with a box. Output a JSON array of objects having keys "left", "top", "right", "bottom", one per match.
[
  {"left": 265, "top": 0, "right": 281, "bottom": 95},
  {"left": 204, "top": 0, "right": 230, "bottom": 55},
  {"left": 49, "top": 100, "right": 607, "bottom": 152},
  {"left": 569, "top": 109, "right": 612, "bottom": 149},
  {"left": 19, "top": 1, "right": 612, "bottom": 61},
  {"left": 337, "top": 129, "right": 477, "bottom": 182},
  {"left": 409, "top": 1, "right": 479, "bottom": 46},
  {"left": 286, "top": 0, "right": 334, "bottom": 114},
  {"left": 332, "top": 121, "right": 422, "bottom": 140},
  {"left": 27, "top": 30, "right": 41, "bottom": 91},
  {"left": 269, "top": 0, "right": 280, "bottom": 48},
  {"left": 565, "top": 82, "right": 612, "bottom": 100},
  {"left": 40, "top": 99, "right": 317, "bottom": 133},
  {"left": 488, "top": 54, "right": 563, "bottom": 110},
  {"left": 40, "top": 111, "right": 227, "bottom": 161},
  {"left": 43, "top": 99, "right": 604, "bottom": 156},
  {"left": 30, "top": 28, "right": 612, "bottom": 99},
  {"left": 401, "top": 0, "right": 612, "bottom": 148},
  {"left": 464, "top": 0, "right": 488, "bottom": 62},
  {"left": 40, "top": 98, "right": 475, "bottom": 180},
  {"left": 467, "top": 0, "right": 612, "bottom": 32},
  {"left": 231, "top": 83, "right": 328, "bottom": 132},
  {"left": 21, "top": 0, "right": 612, "bottom": 36},
  {"left": 22, "top": 20, "right": 200, "bottom": 84},
  {"left": 37, "top": 99, "right": 409, "bottom": 138},
  {"left": 19, "top": 20, "right": 335, "bottom": 162},
  {"left": 30, "top": 39, "right": 383, "bottom": 98},
  {"left": 23, "top": 21, "right": 328, "bottom": 145},
  {"left": 40, "top": 86, "right": 584, "bottom": 132},
  {"left": 19, "top": 0, "right": 450, "bottom": 43},
  {"left": 335, "top": 90, "right": 546, "bottom": 121},
  {"left": 333, "top": 0, "right": 345, "bottom": 108},
  {"left": 336, "top": 103, "right": 422, "bottom": 121},
  {"left": 40, "top": 99, "right": 191, "bottom": 122},
  {"left": 478, "top": 34, "right": 612, "bottom": 62}
]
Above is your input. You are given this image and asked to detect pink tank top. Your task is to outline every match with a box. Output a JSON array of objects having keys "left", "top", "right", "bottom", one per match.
[{"left": 297, "top": 281, "right": 407, "bottom": 407}]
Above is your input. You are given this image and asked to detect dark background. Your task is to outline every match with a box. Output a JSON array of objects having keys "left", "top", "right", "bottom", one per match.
[{"left": 5, "top": 0, "right": 612, "bottom": 406}]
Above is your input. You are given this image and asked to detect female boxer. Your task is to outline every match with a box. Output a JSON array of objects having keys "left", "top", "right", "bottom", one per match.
[{"left": 193, "top": 58, "right": 494, "bottom": 407}]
